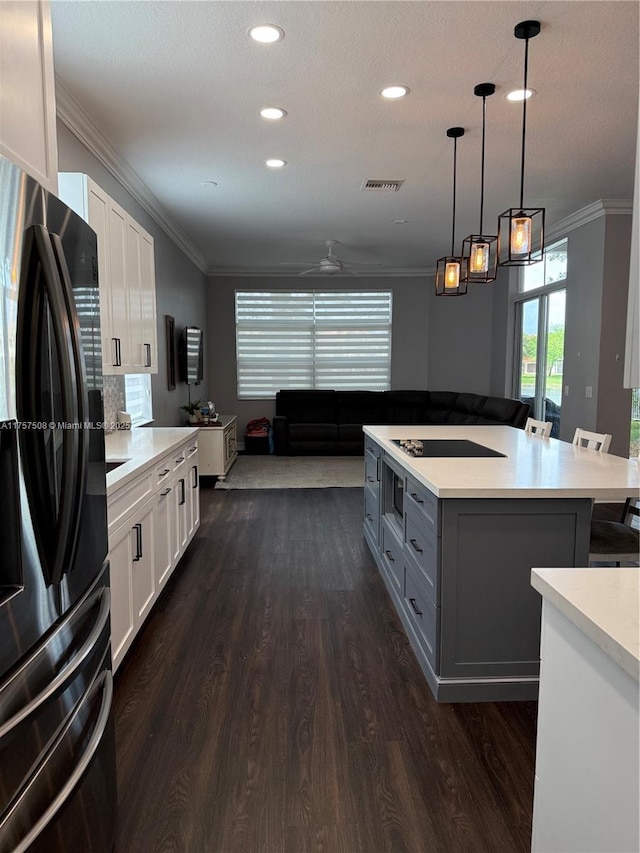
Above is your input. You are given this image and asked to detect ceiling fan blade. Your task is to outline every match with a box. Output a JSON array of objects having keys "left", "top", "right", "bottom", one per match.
[
  {"left": 298, "top": 267, "right": 322, "bottom": 275},
  {"left": 280, "top": 261, "right": 318, "bottom": 266}
]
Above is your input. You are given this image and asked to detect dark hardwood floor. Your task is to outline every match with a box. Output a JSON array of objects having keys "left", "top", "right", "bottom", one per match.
[{"left": 113, "top": 485, "right": 537, "bottom": 853}]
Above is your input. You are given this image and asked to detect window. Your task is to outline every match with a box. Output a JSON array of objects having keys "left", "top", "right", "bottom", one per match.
[
  {"left": 513, "top": 240, "right": 567, "bottom": 438},
  {"left": 235, "top": 290, "right": 392, "bottom": 399},
  {"left": 124, "top": 374, "right": 153, "bottom": 426},
  {"left": 631, "top": 389, "right": 639, "bottom": 458}
]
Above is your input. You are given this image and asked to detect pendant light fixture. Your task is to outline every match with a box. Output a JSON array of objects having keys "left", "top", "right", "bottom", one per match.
[
  {"left": 435, "top": 127, "right": 468, "bottom": 296},
  {"left": 498, "top": 20, "right": 545, "bottom": 266},
  {"left": 462, "top": 83, "right": 498, "bottom": 283}
]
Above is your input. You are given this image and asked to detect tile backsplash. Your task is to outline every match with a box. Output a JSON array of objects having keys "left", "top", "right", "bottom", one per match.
[{"left": 102, "top": 375, "right": 125, "bottom": 432}]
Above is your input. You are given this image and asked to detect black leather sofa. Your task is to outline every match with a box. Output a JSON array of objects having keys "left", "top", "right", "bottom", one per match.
[{"left": 272, "top": 389, "right": 530, "bottom": 455}]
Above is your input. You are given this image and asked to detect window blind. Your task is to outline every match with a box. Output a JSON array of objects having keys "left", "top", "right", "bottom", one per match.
[
  {"left": 124, "top": 374, "right": 153, "bottom": 426},
  {"left": 236, "top": 290, "right": 392, "bottom": 399}
]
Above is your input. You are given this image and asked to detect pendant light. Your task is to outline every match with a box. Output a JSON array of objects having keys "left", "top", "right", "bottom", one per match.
[
  {"left": 435, "top": 127, "right": 468, "bottom": 296},
  {"left": 498, "top": 20, "right": 545, "bottom": 266},
  {"left": 461, "top": 83, "right": 498, "bottom": 283}
]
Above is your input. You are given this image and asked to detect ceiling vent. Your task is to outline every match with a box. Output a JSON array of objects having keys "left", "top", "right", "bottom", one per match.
[{"left": 361, "top": 179, "right": 405, "bottom": 192}]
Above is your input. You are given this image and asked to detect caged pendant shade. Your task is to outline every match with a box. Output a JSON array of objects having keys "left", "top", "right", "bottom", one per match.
[
  {"left": 498, "top": 20, "right": 545, "bottom": 267},
  {"left": 462, "top": 82, "right": 499, "bottom": 284},
  {"left": 435, "top": 127, "right": 468, "bottom": 296}
]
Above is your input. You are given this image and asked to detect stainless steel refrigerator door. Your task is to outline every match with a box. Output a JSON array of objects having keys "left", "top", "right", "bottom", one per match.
[{"left": 0, "top": 157, "right": 107, "bottom": 675}]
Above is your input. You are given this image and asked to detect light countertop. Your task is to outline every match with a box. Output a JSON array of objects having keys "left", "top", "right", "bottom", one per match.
[
  {"left": 363, "top": 425, "right": 639, "bottom": 499},
  {"left": 105, "top": 426, "right": 199, "bottom": 495},
  {"left": 531, "top": 567, "right": 639, "bottom": 682}
]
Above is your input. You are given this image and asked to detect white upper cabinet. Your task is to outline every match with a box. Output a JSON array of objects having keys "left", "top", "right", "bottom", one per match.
[
  {"left": 0, "top": 1, "right": 58, "bottom": 193},
  {"left": 58, "top": 172, "right": 158, "bottom": 375}
]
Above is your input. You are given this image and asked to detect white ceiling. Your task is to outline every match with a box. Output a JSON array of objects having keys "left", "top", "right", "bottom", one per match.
[{"left": 50, "top": 1, "right": 639, "bottom": 276}]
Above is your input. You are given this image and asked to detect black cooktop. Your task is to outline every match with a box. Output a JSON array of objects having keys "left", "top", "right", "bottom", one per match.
[{"left": 392, "top": 439, "right": 506, "bottom": 458}]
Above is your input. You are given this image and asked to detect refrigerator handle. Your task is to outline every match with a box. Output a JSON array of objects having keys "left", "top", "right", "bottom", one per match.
[
  {"left": 50, "top": 231, "right": 89, "bottom": 571},
  {"left": 16, "top": 226, "right": 82, "bottom": 586}
]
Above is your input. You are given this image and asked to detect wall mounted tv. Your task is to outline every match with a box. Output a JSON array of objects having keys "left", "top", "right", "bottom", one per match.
[{"left": 180, "top": 325, "right": 203, "bottom": 385}]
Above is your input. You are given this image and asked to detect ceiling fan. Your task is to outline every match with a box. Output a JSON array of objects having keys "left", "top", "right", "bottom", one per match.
[{"left": 281, "top": 240, "right": 381, "bottom": 276}]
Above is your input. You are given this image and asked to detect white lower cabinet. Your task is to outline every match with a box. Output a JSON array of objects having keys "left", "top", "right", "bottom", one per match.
[{"left": 108, "top": 438, "right": 199, "bottom": 672}]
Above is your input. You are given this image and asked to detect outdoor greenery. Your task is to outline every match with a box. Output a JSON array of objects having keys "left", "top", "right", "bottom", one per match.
[{"left": 522, "top": 325, "right": 565, "bottom": 375}]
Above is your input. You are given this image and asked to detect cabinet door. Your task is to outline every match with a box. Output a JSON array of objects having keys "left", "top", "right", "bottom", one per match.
[
  {"left": 131, "top": 503, "right": 155, "bottom": 629},
  {"left": 108, "top": 524, "right": 135, "bottom": 672},
  {"left": 125, "top": 218, "right": 144, "bottom": 370},
  {"left": 139, "top": 229, "right": 158, "bottom": 373},
  {"left": 172, "top": 475, "right": 188, "bottom": 560},
  {"left": 154, "top": 484, "right": 174, "bottom": 591},
  {"left": 0, "top": 1, "right": 58, "bottom": 193},
  {"left": 187, "top": 459, "right": 200, "bottom": 541},
  {"left": 108, "top": 201, "right": 132, "bottom": 371},
  {"left": 86, "top": 181, "right": 116, "bottom": 372}
]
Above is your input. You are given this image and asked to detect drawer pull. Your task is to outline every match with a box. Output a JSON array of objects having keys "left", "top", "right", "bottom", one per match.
[
  {"left": 175, "top": 456, "right": 185, "bottom": 464},
  {"left": 367, "top": 476, "right": 375, "bottom": 482},
  {"left": 159, "top": 468, "right": 170, "bottom": 477},
  {"left": 366, "top": 513, "right": 373, "bottom": 522},
  {"left": 410, "top": 493, "right": 424, "bottom": 505},
  {"left": 409, "top": 597, "right": 422, "bottom": 616},
  {"left": 160, "top": 487, "right": 171, "bottom": 497},
  {"left": 409, "top": 538, "right": 423, "bottom": 554},
  {"left": 189, "top": 445, "right": 197, "bottom": 452},
  {"left": 384, "top": 549, "right": 395, "bottom": 562}
]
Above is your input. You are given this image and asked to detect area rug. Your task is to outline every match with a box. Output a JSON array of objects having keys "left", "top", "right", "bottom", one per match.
[{"left": 213, "top": 455, "right": 364, "bottom": 489}]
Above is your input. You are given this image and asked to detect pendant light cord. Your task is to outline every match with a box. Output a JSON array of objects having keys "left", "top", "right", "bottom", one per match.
[
  {"left": 451, "top": 136, "right": 457, "bottom": 256},
  {"left": 479, "top": 95, "right": 487, "bottom": 233},
  {"left": 519, "top": 36, "right": 530, "bottom": 210}
]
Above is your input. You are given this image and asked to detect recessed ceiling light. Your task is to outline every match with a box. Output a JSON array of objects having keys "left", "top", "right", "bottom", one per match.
[
  {"left": 200, "top": 180, "right": 218, "bottom": 187},
  {"left": 381, "top": 85, "right": 410, "bottom": 100},
  {"left": 506, "top": 88, "right": 536, "bottom": 101},
  {"left": 394, "top": 219, "right": 408, "bottom": 224},
  {"left": 259, "top": 107, "right": 287, "bottom": 120},
  {"left": 249, "top": 24, "right": 285, "bottom": 43},
  {"left": 265, "top": 158, "right": 287, "bottom": 168}
]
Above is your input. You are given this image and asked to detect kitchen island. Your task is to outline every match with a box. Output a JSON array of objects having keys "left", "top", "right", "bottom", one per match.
[{"left": 363, "top": 425, "right": 639, "bottom": 702}]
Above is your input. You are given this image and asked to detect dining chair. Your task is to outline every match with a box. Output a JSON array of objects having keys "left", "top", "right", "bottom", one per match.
[
  {"left": 572, "top": 428, "right": 612, "bottom": 453},
  {"left": 589, "top": 498, "right": 640, "bottom": 565},
  {"left": 525, "top": 417, "right": 552, "bottom": 437}
]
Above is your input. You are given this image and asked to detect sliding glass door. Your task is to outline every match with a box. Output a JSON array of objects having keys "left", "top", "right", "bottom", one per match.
[{"left": 514, "top": 240, "right": 567, "bottom": 437}]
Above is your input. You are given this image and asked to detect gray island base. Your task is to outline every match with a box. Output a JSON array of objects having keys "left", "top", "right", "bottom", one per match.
[{"left": 362, "top": 425, "right": 639, "bottom": 703}]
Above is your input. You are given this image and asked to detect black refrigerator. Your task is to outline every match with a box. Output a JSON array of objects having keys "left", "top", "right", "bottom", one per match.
[{"left": 0, "top": 157, "right": 116, "bottom": 852}]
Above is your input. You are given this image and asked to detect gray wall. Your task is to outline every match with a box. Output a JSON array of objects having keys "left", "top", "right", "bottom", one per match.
[
  {"left": 206, "top": 275, "right": 430, "bottom": 436},
  {"left": 56, "top": 120, "right": 209, "bottom": 426}
]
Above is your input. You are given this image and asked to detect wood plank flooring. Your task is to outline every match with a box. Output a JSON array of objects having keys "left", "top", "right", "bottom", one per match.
[{"left": 113, "top": 485, "right": 537, "bottom": 853}]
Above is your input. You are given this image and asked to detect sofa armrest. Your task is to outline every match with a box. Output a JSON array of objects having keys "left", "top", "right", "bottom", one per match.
[{"left": 272, "top": 415, "right": 289, "bottom": 455}]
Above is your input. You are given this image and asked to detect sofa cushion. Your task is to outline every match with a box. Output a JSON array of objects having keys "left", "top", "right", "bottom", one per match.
[
  {"left": 337, "top": 391, "right": 384, "bottom": 425},
  {"left": 289, "top": 423, "right": 339, "bottom": 442},
  {"left": 383, "top": 390, "right": 430, "bottom": 424},
  {"left": 479, "top": 396, "right": 530, "bottom": 427},
  {"left": 338, "top": 423, "right": 365, "bottom": 443},
  {"left": 275, "top": 390, "right": 337, "bottom": 424},
  {"left": 423, "top": 391, "right": 459, "bottom": 423}
]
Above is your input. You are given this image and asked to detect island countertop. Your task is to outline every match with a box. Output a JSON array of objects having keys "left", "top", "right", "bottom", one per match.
[
  {"left": 531, "top": 566, "right": 639, "bottom": 682},
  {"left": 363, "top": 424, "right": 639, "bottom": 499},
  {"left": 105, "top": 426, "right": 199, "bottom": 495}
]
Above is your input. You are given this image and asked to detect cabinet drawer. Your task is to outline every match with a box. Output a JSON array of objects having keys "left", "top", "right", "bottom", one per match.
[
  {"left": 405, "top": 475, "right": 439, "bottom": 535},
  {"left": 404, "top": 561, "right": 439, "bottom": 672},
  {"left": 186, "top": 437, "right": 198, "bottom": 458},
  {"left": 364, "top": 452, "right": 380, "bottom": 492},
  {"left": 365, "top": 436, "right": 380, "bottom": 458},
  {"left": 171, "top": 446, "right": 187, "bottom": 472},
  {"left": 108, "top": 471, "right": 153, "bottom": 535},
  {"left": 155, "top": 455, "right": 173, "bottom": 485},
  {"left": 364, "top": 488, "right": 379, "bottom": 546},
  {"left": 381, "top": 519, "right": 404, "bottom": 594},
  {"left": 404, "top": 507, "right": 439, "bottom": 603}
]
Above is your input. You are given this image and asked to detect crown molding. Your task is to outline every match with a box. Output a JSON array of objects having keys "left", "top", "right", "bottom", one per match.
[
  {"left": 546, "top": 198, "right": 633, "bottom": 243},
  {"left": 207, "top": 267, "right": 434, "bottom": 278},
  {"left": 55, "top": 77, "right": 210, "bottom": 274}
]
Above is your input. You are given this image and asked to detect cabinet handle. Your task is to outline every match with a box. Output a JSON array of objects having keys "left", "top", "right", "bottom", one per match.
[
  {"left": 189, "top": 445, "right": 197, "bottom": 452},
  {"left": 160, "top": 487, "right": 171, "bottom": 497},
  {"left": 367, "top": 476, "right": 375, "bottom": 482},
  {"left": 175, "top": 457, "right": 184, "bottom": 464},
  {"left": 111, "top": 337, "right": 121, "bottom": 367},
  {"left": 409, "top": 538, "right": 423, "bottom": 554},
  {"left": 384, "top": 549, "right": 395, "bottom": 562},
  {"left": 132, "top": 523, "right": 142, "bottom": 562},
  {"left": 409, "top": 598, "right": 422, "bottom": 617},
  {"left": 366, "top": 513, "right": 373, "bottom": 522},
  {"left": 192, "top": 465, "right": 198, "bottom": 488},
  {"left": 376, "top": 456, "right": 381, "bottom": 481},
  {"left": 144, "top": 342, "right": 151, "bottom": 367},
  {"left": 410, "top": 493, "right": 424, "bottom": 505},
  {"left": 159, "top": 468, "right": 170, "bottom": 477},
  {"left": 179, "top": 478, "right": 186, "bottom": 506}
]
